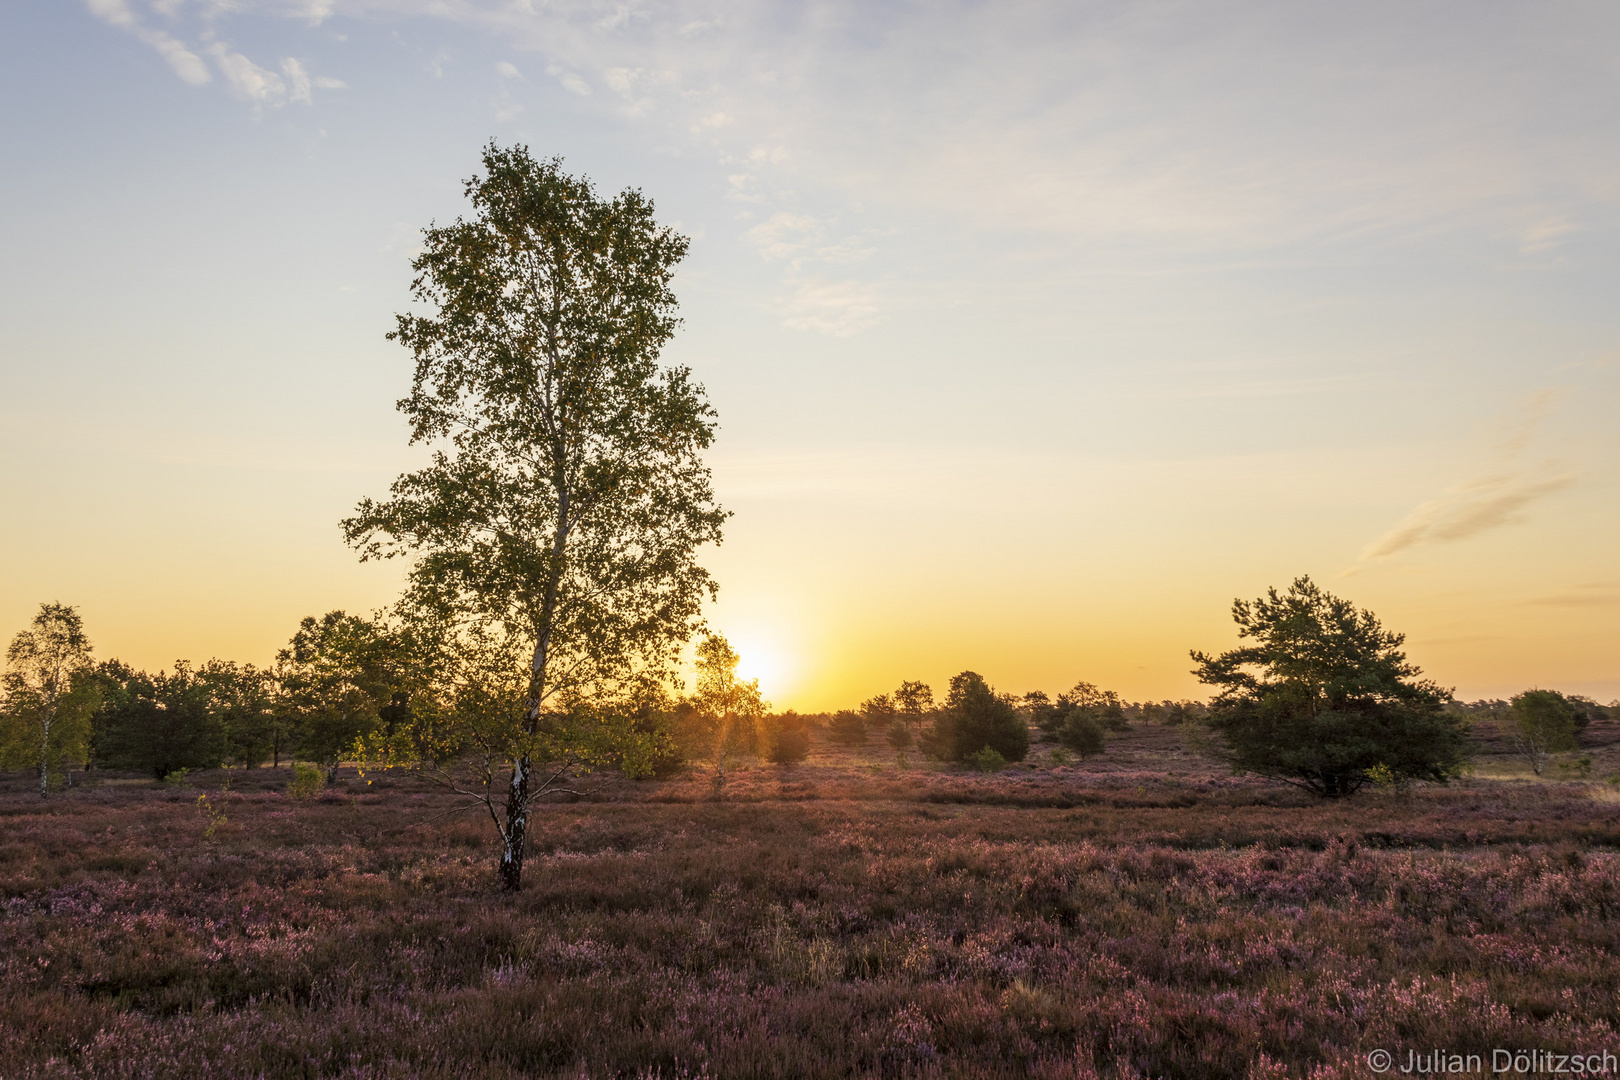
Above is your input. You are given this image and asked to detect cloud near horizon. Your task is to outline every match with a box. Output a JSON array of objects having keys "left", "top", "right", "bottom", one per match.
[
  {"left": 1350, "top": 391, "right": 1576, "bottom": 569},
  {"left": 1355, "top": 471, "right": 1575, "bottom": 564}
]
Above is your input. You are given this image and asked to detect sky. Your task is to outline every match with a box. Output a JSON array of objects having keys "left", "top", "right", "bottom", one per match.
[{"left": 1, "top": 0, "right": 1617, "bottom": 709}]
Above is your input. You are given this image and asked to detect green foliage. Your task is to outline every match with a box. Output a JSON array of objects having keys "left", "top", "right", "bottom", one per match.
[
  {"left": 1027, "top": 681, "right": 1126, "bottom": 740},
  {"left": 1145, "top": 699, "right": 1207, "bottom": 726},
  {"left": 885, "top": 718, "right": 914, "bottom": 751},
  {"left": 893, "top": 680, "right": 933, "bottom": 734},
  {"left": 277, "top": 611, "right": 413, "bottom": 782},
  {"left": 341, "top": 145, "right": 724, "bottom": 889},
  {"left": 195, "top": 660, "right": 276, "bottom": 768},
  {"left": 968, "top": 746, "right": 1007, "bottom": 773},
  {"left": 163, "top": 768, "right": 191, "bottom": 787},
  {"left": 1509, "top": 689, "right": 1580, "bottom": 776},
  {"left": 827, "top": 709, "right": 866, "bottom": 748},
  {"left": 1556, "top": 754, "right": 1594, "bottom": 780},
  {"left": 194, "top": 793, "right": 228, "bottom": 839},
  {"left": 1363, "top": 763, "right": 1398, "bottom": 790},
  {"left": 1192, "top": 575, "right": 1466, "bottom": 797},
  {"left": 288, "top": 762, "right": 325, "bottom": 801},
  {"left": 859, "top": 693, "right": 895, "bottom": 728},
  {"left": 685, "top": 634, "right": 770, "bottom": 789},
  {"left": 925, "top": 671, "right": 1029, "bottom": 763},
  {"left": 765, "top": 714, "right": 811, "bottom": 765},
  {"left": 92, "top": 661, "right": 228, "bottom": 780},
  {"left": 1055, "top": 712, "right": 1107, "bottom": 759},
  {"left": 1, "top": 603, "right": 98, "bottom": 796}
]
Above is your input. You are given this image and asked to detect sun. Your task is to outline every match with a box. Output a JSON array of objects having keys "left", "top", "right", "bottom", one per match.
[{"left": 725, "top": 629, "right": 797, "bottom": 701}]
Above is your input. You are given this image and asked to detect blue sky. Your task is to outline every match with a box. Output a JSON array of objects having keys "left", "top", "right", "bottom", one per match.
[{"left": 3, "top": 0, "right": 1617, "bottom": 705}]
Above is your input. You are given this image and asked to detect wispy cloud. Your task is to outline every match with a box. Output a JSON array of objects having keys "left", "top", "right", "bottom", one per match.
[
  {"left": 84, "top": 0, "right": 1620, "bottom": 337},
  {"left": 1350, "top": 391, "right": 1575, "bottom": 569},
  {"left": 87, "top": 0, "right": 210, "bottom": 85},
  {"left": 86, "top": 0, "right": 342, "bottom": 106}
]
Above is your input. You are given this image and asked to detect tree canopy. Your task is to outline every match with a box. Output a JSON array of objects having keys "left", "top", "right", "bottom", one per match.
[
  {"left": 1191, "top": 575, "right": 1466, "bottom": 796},
  {"left": 925, "top": 671, "right": 1029, "bottom": 763},
  {"left": 343, "top": 144, "right": 725, "bottom": 889}
]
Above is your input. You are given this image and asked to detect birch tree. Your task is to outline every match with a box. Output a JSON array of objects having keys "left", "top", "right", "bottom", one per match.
[
  {"left": 2, "top": 603, "right": 96, "bottom": 796},
  {"left": 344, "top": 144, "right": 727, "bottom": 890},
  {"left": 686, "top": 634, "right": 768, "bottom": 794}
]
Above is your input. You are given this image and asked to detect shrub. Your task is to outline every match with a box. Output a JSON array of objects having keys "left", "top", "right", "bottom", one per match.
[
  {"left": 828, "top": 710, "right": 866, "bottom": 747},
  {"left": 288, "top": 761, "right": 325, "bottom": 800},
  {"left": 1056, "top": 713, "right": 1106, "bottom": 759},
  {"left": 968, "top": 746, "right": 1006, "bottom": 773},
  {"left": 925, "top": 671, "right": 1029, "bottom": 763},
  {"left": 1194, "top": 576, "right": 1467, "bottom": 797},
  {"left": 886, "top": 719, "right": 913, "bottom": 751},
  {"left": 1511, "top": 690, "right": 1580, "bottom": 776},
  {"left": 767, "top": 727, "right": 810, "bottom": 765}
]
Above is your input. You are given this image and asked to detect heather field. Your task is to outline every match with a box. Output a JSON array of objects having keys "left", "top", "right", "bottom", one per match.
[{"left": 5, "top": 722, "right": 1620, "bottom": 1080}]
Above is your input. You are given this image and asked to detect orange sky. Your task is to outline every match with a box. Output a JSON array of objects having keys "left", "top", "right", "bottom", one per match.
[{"left": 2, "top": 1, "right": 1617, "bottom": 709}]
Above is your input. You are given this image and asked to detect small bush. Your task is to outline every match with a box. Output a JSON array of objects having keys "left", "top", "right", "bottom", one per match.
[
  {"left": 288, "top": 762, "right": 324, "bottom": 801},
  {"left": 886, "top": 719, "right": 913, "bottom": 751},
  {"left": 1056, "top": 713, "right": 1106, "bottom": 759},
  {"left": 195, "top": 793, "right": 227, "bottom": 839},
  {"left": 1364, "top": 763, "right": 1399, "bottom": 789},
  {"left": 968, "top": 746, "right": 1006, "bottom": 773},
  {"left": 162, "top": 767, "right": 192, "bottom": 787},
  {"left": 828, "top": 710, "right": 866, "bottom": 748},
  {"left": 768, "top": 728, "right": 810, "bottom": 765},
  {"left": 1557, "top": 754, "right": 1595, "bottom": 780}
]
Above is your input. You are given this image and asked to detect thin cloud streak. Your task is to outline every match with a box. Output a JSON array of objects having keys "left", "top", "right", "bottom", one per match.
[
  {"left": 1357, "top": 472, "right": 1575, "bottom": 562},
  {"left": 1350, "top": 391, "right": 1576, "bottom": 569}
]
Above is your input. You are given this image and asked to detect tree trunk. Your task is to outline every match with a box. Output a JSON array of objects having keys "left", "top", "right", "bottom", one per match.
[{"left": 499, "top": 755, "right": 531, "bottom": 891}]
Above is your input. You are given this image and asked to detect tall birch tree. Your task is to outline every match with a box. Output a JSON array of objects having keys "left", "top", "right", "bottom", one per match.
[
  {"left": 343, "top": 144, "right": 727, "bottom": 890},
  {"left": 2, "top": 603, "right": 96, "bottom": 796}
]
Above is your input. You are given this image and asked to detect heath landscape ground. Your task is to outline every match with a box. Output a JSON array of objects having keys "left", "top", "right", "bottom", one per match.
[{"left": 4, "top": 720, "right": 1620, "bottom": 1080}]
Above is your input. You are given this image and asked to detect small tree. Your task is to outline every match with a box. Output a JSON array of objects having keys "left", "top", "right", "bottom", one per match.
[
  {"left": 925, "top": 671, "right": 1029, "bottom": 763},
  {"left": 765, "top": 711, "right": 811, "bottom": 765},
  {"left": 894, "top": 680, "right": 934, "bottom": 737},
  {"left": 1, "top": 604, "right": 97, "bottom": 796},
  {"left": 343, "top": 145, "right": 726, "bottom": 890},
  {"left": 1191, "top": 575, "right": 1467, "bottom": 797},
  {"left": 277, "top": 612, "right": 404, "bottom": 783},
  {"left": 1056, "top": 712, "right": 1107, "bottom": 759},
  {"left": 861, "top": 692, "right": 896, "bottom": 729},
  {"left": 828, "top": 709, "right": 867, "bottom": 748},
  {"left": 687, "top": 634, "right": 768, "bottom": 790},
  {"left": 1509, "top": 689, "right": 1579, "bottom": 776}
]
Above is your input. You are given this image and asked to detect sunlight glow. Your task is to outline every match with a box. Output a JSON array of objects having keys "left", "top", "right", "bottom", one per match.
[{"left": 724, "top": 627, "right": 798, "bottom": 705}]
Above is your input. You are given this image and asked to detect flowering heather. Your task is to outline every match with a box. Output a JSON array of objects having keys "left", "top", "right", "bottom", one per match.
[{"left": 2, "top": 725, "right": 1619, "bottom": 1078}]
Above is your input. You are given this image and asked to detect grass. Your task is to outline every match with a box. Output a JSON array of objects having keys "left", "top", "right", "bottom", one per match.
[{"left": 2, "top": 720, "right": 1619, "bottom": 1078}]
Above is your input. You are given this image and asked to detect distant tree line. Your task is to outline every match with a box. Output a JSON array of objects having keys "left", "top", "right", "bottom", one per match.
[
  {"left": 4, "top": 587, "right": 1611, "bottom": 799},
  {"left": 0, "top": 603, "right": 424, "bottom": 789}
]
